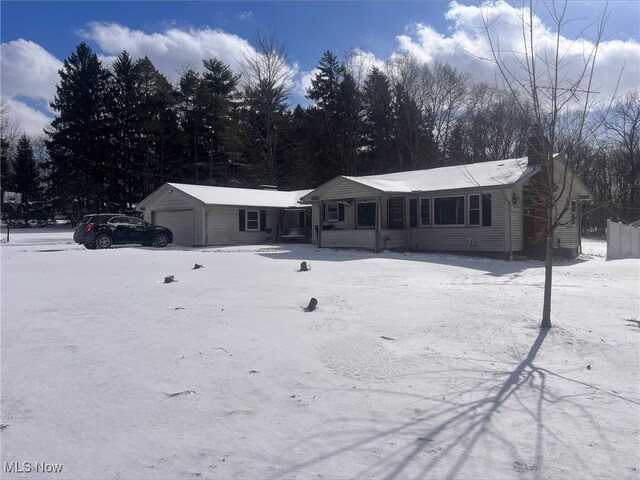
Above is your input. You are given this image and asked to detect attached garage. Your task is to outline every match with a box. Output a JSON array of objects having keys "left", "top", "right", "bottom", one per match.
[
  {"left": 137, "top": 182, "right": 311, "bottom": 247},
  {"left": 152, "top": 210, "right": 194, "bottom": 246}
]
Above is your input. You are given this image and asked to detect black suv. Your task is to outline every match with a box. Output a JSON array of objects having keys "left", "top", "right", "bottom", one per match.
[{"left": 74, "top": 214, "right": 173, "bottom": 249}]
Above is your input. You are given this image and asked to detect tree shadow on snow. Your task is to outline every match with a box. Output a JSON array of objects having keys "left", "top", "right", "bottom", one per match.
[{"left": 268, "top": 328, "right": 638, "bottom": 479}]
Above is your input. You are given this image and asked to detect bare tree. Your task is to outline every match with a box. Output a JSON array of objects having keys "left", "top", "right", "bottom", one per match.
[
  {"left": 1, "top": 99, "right": 23, "bottom": 194},
  {"left": 482, "top": 0, "right": 610, "bottom": 328},
  {"left": 601, "top": 90, "right": 640, "bottom": 209},
  {"left": 241, "top": 32, "right": 294, "bottom": 185},
  {"left": 422, "top": 61, "right": 471, "bottom": 163}
]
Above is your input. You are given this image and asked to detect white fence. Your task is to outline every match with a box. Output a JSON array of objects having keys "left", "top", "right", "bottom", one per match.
[{"left": 607, "top": 220, "right": 640, "bottom": 259}]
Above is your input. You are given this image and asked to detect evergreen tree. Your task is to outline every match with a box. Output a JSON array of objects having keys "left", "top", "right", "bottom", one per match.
[
  {"left": 176, "top": 69, "right": 210, "bottom": 183},
  {"left": 12, "top": 135, "right": 40, "bottom": 220},
  {"left": 134, "top": 58, "right": 180, "bottom": 188},
  {"left": 306, "top": 51, "right": 352, "bottom": 180},
  {"left": 110, "top": 51, "right": 143, "bottom": 210},
  {"left": 1, "top": 136, "right": 13, "bottom": 196},
  {"left": 362, "top": 67, "right": 395, "bottom": 174},
  {"left": 45, "top": 42, "right": 113, "bottom": 221},
  {"left": 307, "top": 51, "right": 344, "bottom": 111},
  {"left": 335, "top": 72, "right": 362, "bottom": 176},
  {"left": 202, "top": 58, "right": 241, "bottom": 184}
]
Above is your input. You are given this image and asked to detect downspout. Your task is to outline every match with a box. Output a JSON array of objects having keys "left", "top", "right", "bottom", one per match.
[
  {"left": 578, "top": 200, "right": 582, "bottom": 254},
  {"left": 202, "top": 206, "right": 208, "bottom": 246},
  {"left": 508, "top": 195, "right": 513, "bottom": 261},
  {"left": 375, "top": 196, "right": 382, "bottom": 253},
  {"left": 318, "top": 202, "right": 323, "bottom": 248}
]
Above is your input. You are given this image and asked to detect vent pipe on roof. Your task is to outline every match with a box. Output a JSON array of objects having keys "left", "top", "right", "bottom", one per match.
[{"left": 259, "top": 185, "right": 278, "bottom": 191}]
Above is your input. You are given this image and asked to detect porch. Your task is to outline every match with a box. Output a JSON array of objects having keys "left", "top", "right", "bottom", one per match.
[{"left": 318, "top": 228, "right": 411, "bottom": 251}]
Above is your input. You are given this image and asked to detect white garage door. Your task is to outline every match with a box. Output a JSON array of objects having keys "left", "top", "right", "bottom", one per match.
[{"left": 153, "top": 210, "right": 194, "bottom": 246}]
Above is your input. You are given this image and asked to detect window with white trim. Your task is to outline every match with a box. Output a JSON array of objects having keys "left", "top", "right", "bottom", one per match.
[
  {"left": 356, "top": 202, "right": 376, "bottom": 228},
  {"left": 325, "top": 202, "right": 339, "bottom": 222},
  {"left": 468, "top": 194, "right": 481, "bottom": 226},
  {"left": 434, "top": 196, "right": 465, "bottom": 226},
  {"left": 246, "top": 210, "right": 260, "bottom": 231},
  {"left": 420, "top": 197, "right": 430, "bottom": 226}
]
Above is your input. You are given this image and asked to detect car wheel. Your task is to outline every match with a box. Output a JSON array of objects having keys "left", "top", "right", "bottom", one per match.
[
  {"left": 153, "top": 233, "right": 169, "bottom": 248},
  {"left": 95, "top": 234, "right": 113, "bottom": 249},
  {"left": 83, "top": 244, "right": 96, "bottom": 250}
]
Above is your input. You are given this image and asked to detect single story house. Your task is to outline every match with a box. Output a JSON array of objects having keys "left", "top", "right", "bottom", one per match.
[
  {"left": 136, "top": 183, "right": 311, "bottom": 246},
  {"left": 300, "top": 134, "right": 591, "bottom": 259}
]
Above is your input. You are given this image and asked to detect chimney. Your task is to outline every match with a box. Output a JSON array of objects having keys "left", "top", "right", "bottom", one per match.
[{"left": 527, "top": 123, "right": 550, "bottom": 166}]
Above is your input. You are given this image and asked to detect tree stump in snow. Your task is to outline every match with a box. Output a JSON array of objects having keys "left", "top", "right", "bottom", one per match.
[
  {"left": 305, "top": 298, "right": 318, "bottom": 312},
  {"left": 164, "top": 275, "right": 175, "bottom": 284},
  {"left": 299, "top": 261, "right": 308, "bottom": 272}
]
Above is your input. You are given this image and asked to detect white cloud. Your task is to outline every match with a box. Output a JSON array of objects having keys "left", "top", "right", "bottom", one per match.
[
  {"left": 392, "top": 0, "right": 640, "bottom": 102},
  {"left": 1, "top": 39, "right": 62, "bottom": 103},
  {"left": 294, "top": 68, "right": 319, "bottom": 103},
  {"left": 2, "top": 96, "right": 52, "bottom": 137},
  {"left": 80, "top": 22, "right": 256, "bottom": 81},
  {"left": 237, "top": 11, "right": 253, "bottom": 21}
]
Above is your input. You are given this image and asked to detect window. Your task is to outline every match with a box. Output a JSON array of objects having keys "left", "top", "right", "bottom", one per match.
[
  {"left": 468, "top": 194, "right": 481, "bottom": 226},
  {"left": 420, "top": 198, "right": 430, "bottom": 226},
  {"left": 325, "top": 202, "right": 339, "bottom": 222},
  {"left": 246, "top": 210, "right": 259, "bottom": 231},
  {"left": 357, "top": 202, "right": 376, "bottom": 228},
  {"left": 129, "top": 217, "right": 147, "bottom": 229},
  {"left": 388, "top": 197, "right": 405, "bottom": 229},
  {"left": 239, "top": 209, "right": 266, "bottom": 232},
  {"left": 482, "top": 194, "right": 492, "bottom": 226},
  {"left": 434, "top": 196, "right": 465, "bottom": 226},
  {"left": 571, "top": 200, "right": 577, "bottom": 226}
]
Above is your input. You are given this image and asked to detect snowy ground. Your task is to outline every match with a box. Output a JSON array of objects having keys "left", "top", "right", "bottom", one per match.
[{"left": 1, "top": 228, "right": 638, "bottom": 479}]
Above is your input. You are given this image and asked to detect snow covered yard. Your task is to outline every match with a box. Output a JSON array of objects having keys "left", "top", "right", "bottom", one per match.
[{"left": 1, "top": 229, "right": 638, "bottom": 480}]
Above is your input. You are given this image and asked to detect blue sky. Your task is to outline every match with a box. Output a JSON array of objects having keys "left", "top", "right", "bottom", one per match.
[{"left": 2, "top": 1, "right": 639, "bottom": 135}]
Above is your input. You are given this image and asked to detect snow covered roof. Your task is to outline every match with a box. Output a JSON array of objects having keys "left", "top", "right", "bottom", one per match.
[
  {"left": 341, "top": 157, "right": 538, "bottom": 194},
  {"left": 163, "top": 183, "right": 312, "bottom": 208}
]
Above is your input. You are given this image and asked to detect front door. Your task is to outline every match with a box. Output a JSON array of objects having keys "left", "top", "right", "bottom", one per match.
[{"left": 388, "top": 197, "right": 405, "bottom": 230}]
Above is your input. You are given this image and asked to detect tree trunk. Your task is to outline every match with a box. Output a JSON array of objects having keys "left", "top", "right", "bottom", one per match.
[{"left": 541, "top": 231, "right": 553, "bottom": 328}]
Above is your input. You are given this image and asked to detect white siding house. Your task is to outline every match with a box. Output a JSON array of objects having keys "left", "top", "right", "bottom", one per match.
[
  {"left": 301, "top": 154, "right": 591, "bottom": 259},
  {"left": 137, "top": 183, "right": 311, "bottom": 247}
]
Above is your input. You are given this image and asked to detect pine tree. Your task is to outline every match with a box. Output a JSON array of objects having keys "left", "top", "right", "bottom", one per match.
[
  {"left": 306, "top": 51, "right": 350, "bottom": 180},
  {"left": 202, "top": 58, "right": 241, "bottom": 184},
  {"left": 362, "top": 67, "right": 395, "bottom": 174},
  {"left": 134, "top": 57, "right": 179, "bottom": 188},
  {"left": 45, "top": 42, "right": 113, "bottom": 221},
  {"left": 176, "top": 69, "right": 210, "bottom": 183},
  {"left": 110, "top": 51, "right": 143, "bottom": 211},
  {"left": 335, "top": 72, "right": 362, "bottom": 176},
  {"left": 12, "top": 135, "right": 40, "bottom": 220}
]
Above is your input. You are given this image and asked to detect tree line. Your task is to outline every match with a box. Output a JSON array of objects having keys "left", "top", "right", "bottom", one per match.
[{"left": 1, "top": 40, "right": 638, "bottom": 230}]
